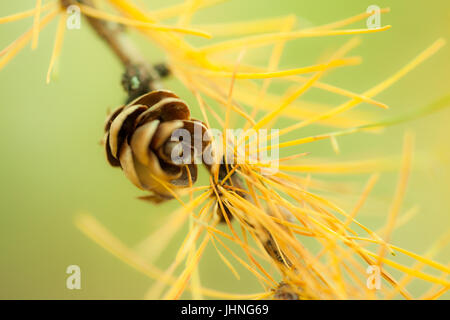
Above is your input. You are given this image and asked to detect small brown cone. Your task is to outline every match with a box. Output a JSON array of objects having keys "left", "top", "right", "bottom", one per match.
[{"left": 104, "top": 90, "right": 210, "bottom": 202}]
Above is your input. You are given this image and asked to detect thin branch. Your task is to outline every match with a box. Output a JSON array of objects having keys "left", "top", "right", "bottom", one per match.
[{"left": 62, "top": 0, "right": 169, "bottom": 102}]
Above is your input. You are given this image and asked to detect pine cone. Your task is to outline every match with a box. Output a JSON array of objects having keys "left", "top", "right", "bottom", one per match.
[{"left": 104, "top": 90, "right": 210, "bottom": 202}]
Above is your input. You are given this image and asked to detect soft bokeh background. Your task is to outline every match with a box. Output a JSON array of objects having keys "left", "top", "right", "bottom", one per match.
[{"left": 0, "top": 0, "right": 449, "bottom": 299}]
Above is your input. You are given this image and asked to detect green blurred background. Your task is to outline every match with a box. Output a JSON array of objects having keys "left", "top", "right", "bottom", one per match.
[{"left": 0, "top": 0, "right": 449, "bottom": 299}]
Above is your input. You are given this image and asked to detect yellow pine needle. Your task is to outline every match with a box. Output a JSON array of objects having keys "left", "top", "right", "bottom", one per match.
[
  {"left": 75, "top": 213, "right": 264, "bottom": 299},
  {"left": 362, "top": 248, "right": 450, "bottom": 286},
  {"left": 325, "top": 242, "right": 348, "bottom": 299},
  {"left": 253, "top": 291, "right": 275, "bottom": 300},
  {"left": 341, "top": 263, "right": 370, "bottom": 298},
  {"left": 252, "top": 72, "right": 327, "bottom": 131},
  {"left": 278, "top": 152, "right": 310, "bottom": 162},
  {"left": 256, "top": 118, "right": 378, "bottom": 153},
  {"left": 163, "top": 232, "right": 211, "bottom": 300},
  {"left": 187, "top": 75, "right": 256, "bottom": 125},
  {"left": 344, "top": 174, "right": 380, "bottom": 228},
  {"left": 260, "top": 187, "right": 295, "bottom": 238},
  {"left": 224, "top": 80, "right": 372, "bottom": 128},
  {"left": 244, "top": 15, "right": 296, "bottom": 130},
  {"left": 269, "top": 216, "right": 314, "bottom": 237},
  {"left": 386, "top": 244, "right": 450, "bottom": 275},
  {"left": 321, "top": 237, "right": 386, "bottom": 298},
  {"left": 326, "top": 230, "right": 442, "bottom": 299},
  {"left": 150, "top": 0, "right": 227, "bottom": 21},
  {"left": 335, "top": 247, "right": 381, "bottom": 299},
  {"left": 194, "top": 91, "right": 211, "bottom": 128},
  {"left": 149, "top": 173, "right": 189, "bottom": 205},
  {"left": 390, "top": 244, "right": 450, "bottom": 274},
  {"left": 256, "top": 172, "right": 392, "bottom": 251},
  {"left": 272, "top": 172, "right": 345, "bottom": 194},
  {"left": 78, "top": 3, "right": 211, "bottom": 38},
  {"left": 175, "top": 189, "right": 212, "bottom": 219},
  {"left": 31, "top": 0, "right": 42, "bottom": 50},
  {"left": 250, "top": 36, "right": 362, "bottom": 136},
  {"left": 222, "top": 189, "right": 324, "bottom": 274},
  {"left": 174, "top": 201, "right": 215, "bottom": 266},
  {"left": 177, "top": 0, "right": 202, "bottom": 28},
  {"left": 0, "top": 9, "right": 59, "bottom": 70},
  {"left": 420, "top": 267, "right": 449, "bottom": 300},
  {"left": 249, "top": 39, "right": 446, "bottom": 157},
  {"left": 210, "top": 181, "right": 239, "bottom": 237},
  {"left": 194, "top": 15, "right": 297, "bottom": 37},
  {"left": 0, "top": 1, "right": 55, "bottom": 24},
  {"left": 175, "top": 214, "right": 207, "bottom": 265},
  {"left": 194, "top": 57, "right": 361, "bottom": 79},
  {"left": 0, "top": 9, "right": 34, "bottom": 24},
  {"left": 198, "top": 26, "right": 391, "bottom": 54},
  {"left": 108, "top": 0, "right": 157, "bottom": 23},
  {"left": 146, "top": 261, "right": 179, "bottom": 299},
  {"left": 175, "top": 206, "right": 212, "bottom": 264},
  {"left": 209, "top": 235, "right": 241, "bottom": 280},
  {"left": 377, "top": 133, "right": 414, "bottom": 266},
  {"left": 291, "top": 213, "right": 417, "bottom": 293},
  {"left": 212, "top": 186, "right": 277, "bottom": 285},
  {"left": 171, "top": 8, "right": 372, "bottom": 127},
  {"left": 108, "top": 0, "right": 204, "bottom": 64},
  {"left": 138, "top": 194, "right": 211, "bottom": 264},
  {"left": 47, "top": 11, "right": 67, "bottom": 84},
  {"left": 330, "top": 136, "right": 340, "bottom": 154},
  {"left": 385, "top": 233, "right": 450, "bottom": 299},
  {"left": 175, "top": 71, "right": 225, "bottom": 127},
  {"left": 258, "top": 134, "right": 335, "bottom": 153},
  {"left": 422, "top": 285, "right": 449, "bottom": 300},
  {"left": 224, "top": 50, "right": 246, "bottom": 136},
  {"left": 296, "top": 78, "right": 388, "bottom": 109},
  {"left": 211, "top": 60, "right": 389, "bottom": 109},
  {"left": 195, "top": 217, "right": 270, "bottom": 261},
  {"left": 209, "top": 232, "right": 274, "bottom": 286},
  {"left": 339, "top": 243, "right": 403, "bottom": 298},
  {"left": 378, "top": 206, "right": 419, "bottom": 234},
  {"left": 189, "top": 221, "right": 202, "bottom": 300},
  {"left": 277, "top": 38, "right": 446, "bottom": 138},
  {"left": 220, "top": 165, "right": 240, "bottom": 188},
  {"left": 184, "top": 165, "right": 203, "bottom": 299},
  {"left": 309, "top": 8, "right": 390, "bottom": 31},
  {"left": 146, "top": 201, "right": 213, "bottom": 299},
  {"left": 257, "top": 94, "right": 450, "bottom": 153},
  {"left": 134, "top": 200, "right": 211, "bottom": 262},
  {"left": 244, "top": 176, "right": 264, "bottom": 210},
  {"left": 75, "top": 213, "right": 170, "bottom": 281},
  {"left": 351, "top": 207, "right": 419, "bottom": 257},
  {"left": 350, "top": 236, "right": 450, "bottom": 275},
  {"left": 200, "top": 96, "right": 225, "bottom": 127},
  {"left": 251, "top": 225, "right": 338, "bottom": 295},
  {"left": 365, "top": 38, "right": 446, "bottom": 96},
  {"left": 0, "top": 36, "right": 23, "bottom": 57}
]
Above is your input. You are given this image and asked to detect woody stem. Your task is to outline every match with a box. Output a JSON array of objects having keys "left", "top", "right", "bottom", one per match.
[{"left": 62, "top": 0, "right": 169, "bottom": 102}]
